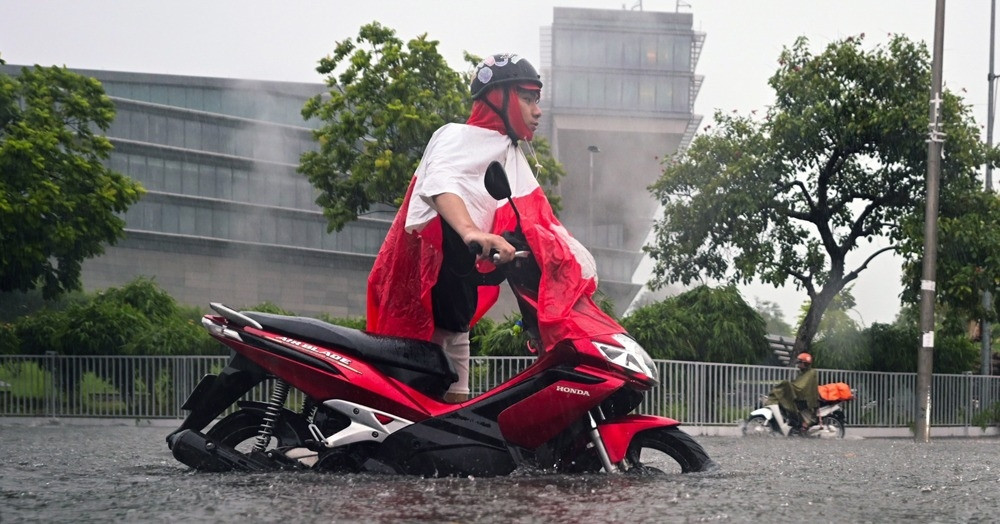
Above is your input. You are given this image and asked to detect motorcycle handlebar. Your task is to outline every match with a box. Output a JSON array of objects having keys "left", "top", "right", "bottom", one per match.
[{"left": 468, "top": 242, "right": 530, "bottom": 265}]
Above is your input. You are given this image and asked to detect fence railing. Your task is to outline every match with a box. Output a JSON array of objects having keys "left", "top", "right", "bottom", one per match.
[{"left": 2, "top": 354, "right": 999, "bottom": 428}]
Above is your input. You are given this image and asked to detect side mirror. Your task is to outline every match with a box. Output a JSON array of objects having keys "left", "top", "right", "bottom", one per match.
[{"left": 484, "top": 161, "right": 513, "bottom": 201}]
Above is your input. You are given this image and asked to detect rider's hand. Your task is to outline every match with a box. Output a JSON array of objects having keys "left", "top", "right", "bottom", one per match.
[{"left": 464, "top": 231, "right": 516, "bottom": 264}]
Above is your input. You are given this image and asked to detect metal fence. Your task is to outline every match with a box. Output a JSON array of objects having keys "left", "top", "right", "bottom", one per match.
[{"left": 2, "top": 354, "right": 999, "bottom": 429}]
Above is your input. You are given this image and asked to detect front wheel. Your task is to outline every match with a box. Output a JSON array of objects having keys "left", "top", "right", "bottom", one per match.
[
  {"left": 623, "top": 427, "right": 718, "bottom": 474},
  {"left": 742, "top": 415, "right": 774, "bottom": 437}
]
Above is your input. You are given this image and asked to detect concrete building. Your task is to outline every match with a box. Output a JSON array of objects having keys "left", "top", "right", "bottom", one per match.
[{"left": 538, "top": 7, "right": 704, "bottom": 312}]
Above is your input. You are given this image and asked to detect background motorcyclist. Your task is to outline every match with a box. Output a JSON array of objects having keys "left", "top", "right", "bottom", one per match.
[{"left": 767, "top": 352, "right": 820, "bottom": 429}]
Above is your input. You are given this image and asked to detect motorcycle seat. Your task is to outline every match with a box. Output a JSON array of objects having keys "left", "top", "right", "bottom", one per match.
[{"left": 242, "top": 311, "right": 458, "bottom": 397}]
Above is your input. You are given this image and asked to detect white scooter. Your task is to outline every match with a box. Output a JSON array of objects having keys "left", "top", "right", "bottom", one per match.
[{"left": 743, "top": 396, "right": 847, "bottom": 438}]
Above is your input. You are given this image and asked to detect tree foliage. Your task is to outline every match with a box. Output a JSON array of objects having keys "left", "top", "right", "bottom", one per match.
[
  {"left": 0, "top": 64, "right": 144, "bottom": 298},
  {"left": 300, "top": 23, "right": 564, "bottom": 232},
  {"left": 621, "top": 285, "right": 770, "bottom": 364},
  {"left": 900, "top": 190, "right": 1000, "bottom": 324},
  {"left": 645, "top": 34, "right": 986, "bottom": 354},
  {"left": 10, "top": 278, "right": 221, "bottom": 356}
]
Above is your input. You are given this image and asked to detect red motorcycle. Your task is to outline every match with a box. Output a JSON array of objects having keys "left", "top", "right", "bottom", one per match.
[{"left": 166, "top": 162, "right": 717, "bottom": 476}]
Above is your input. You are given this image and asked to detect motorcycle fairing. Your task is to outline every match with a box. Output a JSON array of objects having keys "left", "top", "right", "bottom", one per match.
[
  {"left": 496, "top": 375, "right": 622, "bottom": 449},
  {"left": 748, "top": 406, "right": 775, "bottom": 422},
  {"left": 366, "top": 363, "right": 610, "bottom": 477},
  {"left": 597, "top": 414, "right": 682, "bottom": 464}
]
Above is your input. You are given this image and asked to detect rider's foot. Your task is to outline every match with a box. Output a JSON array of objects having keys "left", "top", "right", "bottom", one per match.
[{"left": 443, "top": 392, "right": 468, "bottom": 404}]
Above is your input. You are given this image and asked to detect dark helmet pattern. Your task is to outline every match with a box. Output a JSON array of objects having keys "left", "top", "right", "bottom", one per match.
[{"left": 470, "top": 53, "right": 543, "bottom": 99}]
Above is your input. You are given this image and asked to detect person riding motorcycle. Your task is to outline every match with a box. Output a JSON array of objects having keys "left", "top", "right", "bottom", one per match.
[
  {"left": 366, "top": 53, "right": 553, "bottom": 403},
  {"left": 767, "top": 352, "right": 820, "bottom": 429}
]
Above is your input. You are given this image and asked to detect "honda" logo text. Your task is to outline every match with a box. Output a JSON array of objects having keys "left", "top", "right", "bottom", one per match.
[{"left": 556, "top": 385, "right": 590, "bottom": 397}]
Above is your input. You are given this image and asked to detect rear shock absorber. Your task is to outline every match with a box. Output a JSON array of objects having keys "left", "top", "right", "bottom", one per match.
[{"left": 253, "top": 379, "right": 290, "bottom": 452}]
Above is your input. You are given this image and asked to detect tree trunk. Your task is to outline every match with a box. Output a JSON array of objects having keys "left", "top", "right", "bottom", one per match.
[{"left": 792, "top": 282, "right": 845, "bottom": 356}]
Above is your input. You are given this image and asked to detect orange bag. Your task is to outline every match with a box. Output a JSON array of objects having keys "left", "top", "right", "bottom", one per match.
[{"left": 818, "top": 382, "right": 854, "bottom": 401}]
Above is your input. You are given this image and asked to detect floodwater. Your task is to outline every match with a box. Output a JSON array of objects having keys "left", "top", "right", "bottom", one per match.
[{"left": 1, "top": 421, "right": 998, "bottom": 523}]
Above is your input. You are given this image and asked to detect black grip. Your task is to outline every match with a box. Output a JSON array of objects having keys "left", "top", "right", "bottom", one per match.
[{"left": 469, "top": 242, "right": 483, "bottom": 255}]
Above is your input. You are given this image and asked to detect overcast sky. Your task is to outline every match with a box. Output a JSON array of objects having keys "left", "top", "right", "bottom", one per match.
[{"left": 1, "top": 0, "right": 993, "bottom": 326}]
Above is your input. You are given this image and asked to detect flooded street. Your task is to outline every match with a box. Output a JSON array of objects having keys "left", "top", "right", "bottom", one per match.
[{"left": 1, "top": 421, "right": 998, "bottom": 523}]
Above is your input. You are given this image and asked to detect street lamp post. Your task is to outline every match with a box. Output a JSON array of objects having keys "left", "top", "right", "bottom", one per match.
[{"left": 587, "top": 145, "right": 600, "bottom": 242}]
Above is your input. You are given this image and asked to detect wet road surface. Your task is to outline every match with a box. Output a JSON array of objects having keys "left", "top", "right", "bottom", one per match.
[{"left": 1, "top": 421, "right": 998, "bottom": 523}]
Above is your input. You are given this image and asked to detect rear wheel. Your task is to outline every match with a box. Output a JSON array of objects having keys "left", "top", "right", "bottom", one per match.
[
  {"left": 623, "top": 427, "right": 718, "bottom": 474},
  {"left": 206, "top": 407, "right": 309, "bottom": 454},
  {"left": 821, "top": 415, "right": 846, "bottom": 438}
]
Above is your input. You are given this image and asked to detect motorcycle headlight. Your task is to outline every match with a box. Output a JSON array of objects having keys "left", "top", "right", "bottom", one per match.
[{"left": 592, "top": 334, "right": 658, "bottom": 383}]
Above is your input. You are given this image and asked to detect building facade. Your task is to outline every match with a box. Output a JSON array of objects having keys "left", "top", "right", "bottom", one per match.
[
  {"left": 539, "top": 7, "right": 704, "bottom": 312},
  {"left": 0, "top": 65, "right": 392, "bottom": 318}
]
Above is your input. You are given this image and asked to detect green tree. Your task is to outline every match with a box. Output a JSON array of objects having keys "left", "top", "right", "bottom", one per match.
[
  {"left": 300, "top": 23, "right": 563, "bottom": 233},
  {"left": 621, "top": 285, "right": 770, "bottom": 364},
  {"left": 900, "top": 191, "right": 1000, "bottom": 327},
  {"left": 753, "top": 298, "right": 794, "bottom": 337},
  {"left": 645, "top": 35, "right": 985, "bottom": 355},
  {"left": 0, "top": 63, "right": 145, "bottom": 298}
]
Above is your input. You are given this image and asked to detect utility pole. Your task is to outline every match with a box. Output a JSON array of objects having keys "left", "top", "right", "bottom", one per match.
[
  {"left": 915, "top": 0, "right": 947, "bottom": 443},
  {"left": 982, "top": 0, "right": 996, "bottom": 377},
  {"left": 587, "top": 145, "right": 600, "bottom": 243}
]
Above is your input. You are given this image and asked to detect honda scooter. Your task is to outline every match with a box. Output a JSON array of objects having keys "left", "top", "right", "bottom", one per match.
[{"left": 166, "top": 161, "right": 717, "bottom": 476}]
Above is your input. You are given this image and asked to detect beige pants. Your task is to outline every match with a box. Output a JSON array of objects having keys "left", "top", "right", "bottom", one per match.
[{"left": 431, "top": 328, "right": 470, "bottom": 396}]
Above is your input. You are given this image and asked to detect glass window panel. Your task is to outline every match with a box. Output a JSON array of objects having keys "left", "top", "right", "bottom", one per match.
[
  {"left": 128, "top": 153, "right": 147, "bottom": 181},
  {"left": 656, "top": 77, "right": 673, "bottom": 111},
  {"left": 110, "top": 153, "right": 127, "bottom": 174},
  {"left": 623, "top": 36, "right": 640, "bottom": 67},
  {"left": 131, "top": 111, "right": 149, "bottom": 142},
  {"left": 195, "top": 206, "right": 211, "bottom": 236},
  {"left": 202, "top": 122, "right": 221, "bottom": 153},
  {"left": 150, "top": 85, "right": 168, "bottom": 105},
  {"left": 147, "top": 157, "right": 165, "bottom": 190},
  {"left": 570, "top": 33, "right": 589, "bottom": 66},
  {"left": 143, "top": 201, "right": 162, "bottom": 230},
  {"left": 164, "top": 160, "right": 182, "bottom": 193},
  {"left": 149, "top": 114, "right": 167, "bottom": 143},
  {"left": 161, "top": 203, "right": 178, "bottom": 234},
  {"left": 555, "top": 32, "right": 571, "bottom": 66},
  {"left": 674, "top": 77, "right": 690, "bottom": 111},
  {"left": 659, "top": 36, "right": 674, "bottom": 70},
  {"left": 167, "top": 86, "right": 186, "bottom": 106},
  {"left": 639, "top": 77, "right": 656, "bottom": 108},
  {"left": 261, "top": 213, "right": 276, "bottom": 244},
  {"left": 179, "top": 205, "right": 195, "bottom": 235},
  {"left": 133, "top": 83, "right": 151, "bottom": 103},
  {"left": 570, "top": 76, "right": 587, "bottom": 107},
  {"left": 187, "top": 87, "right": 204, "bottom": 111},
  {"left": 166, "top": 115, "right": 184, "bottom": 148},
  {"left": 184, "top": 120, "right": 202, "bottom": 149},
  {"left": 605, "top": 75, "right": 622, "bottom": 109},
  {"left": 213, "top": 207, "right": 230, "bottom": 238},
  {"left": 622, "top": 76, "right": 638, "bottom": 107},
  {"left": 232, "top": 168, "right": 249, "bottom": 202},
  {"left": 674, "top": 38, "right": 691, "bottom": 71},
  {"left": 588, "top": 73, "right": 603, "bottom": 107},
  {"left": 181, "top": 161, "right": 200, "bottom": 195},
  {"left": 643, "top": 36, "right": 657, "bottom": 68},
  {"left": 603, "top": 34, "right": 621, "bottom": 68},
  {"left": 215, "top": 165, "right": 233, "bottom": 200},
  {"left": 199, "top": 164, "right": 216, "bottom": 198},
  {"left": 204, "top": 88, "right": 222, "bottom": 114},
  {"left": 554, "top": 77, "right": 570, "bottom": 108}
]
